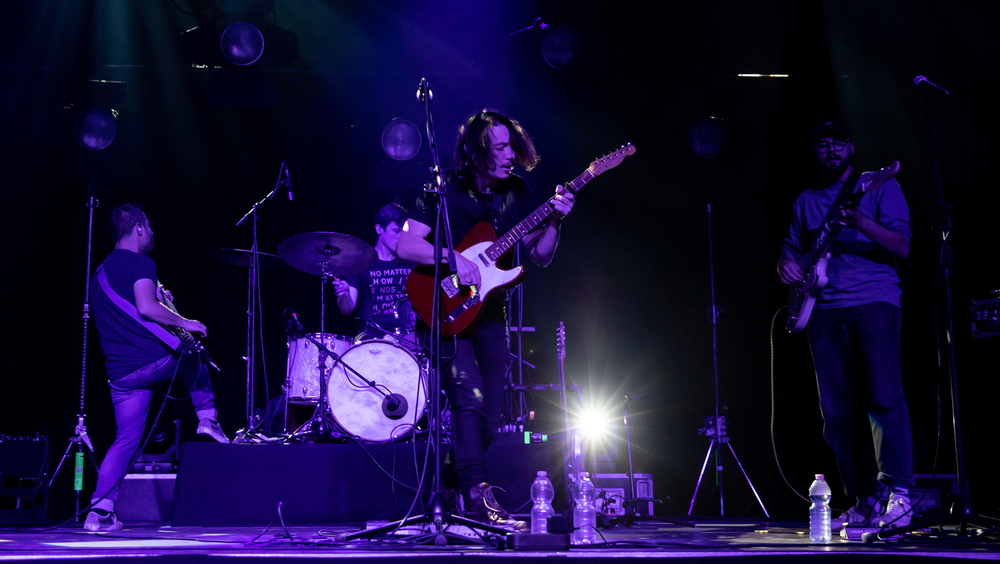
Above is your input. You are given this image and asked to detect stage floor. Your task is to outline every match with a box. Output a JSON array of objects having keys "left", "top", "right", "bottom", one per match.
[{"left": 1, "top": 518, "right": 996, "bottom": 563}]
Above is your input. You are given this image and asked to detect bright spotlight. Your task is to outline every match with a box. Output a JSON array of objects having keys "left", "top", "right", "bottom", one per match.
[{"left": 577, "top": 407, "right": 614, "bottom": 440}]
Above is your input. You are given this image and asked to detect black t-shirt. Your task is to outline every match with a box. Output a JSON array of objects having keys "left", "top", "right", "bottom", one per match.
[
  {"left": 91, "top": 249, "right": 173, "bottom": 380},
  {"left": 408, "top": 170, "right": 541, "bottom": 265},
  {"left": 408, "top": 170, "right": 543, "bottom": 313},
  {"left": 344, "top": 257, "right": 414, "bottom": 334}
]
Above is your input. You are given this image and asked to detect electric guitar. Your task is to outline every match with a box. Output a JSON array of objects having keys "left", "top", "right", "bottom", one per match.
[
  {"left": 407, "top": 143, "right": 636, "bottom": 336},
  {"left": 786, "top": 161, "right": 901, "bottom": 333},
  {"left": 158, "top": 284, "right": 218, "bottom": 370}
]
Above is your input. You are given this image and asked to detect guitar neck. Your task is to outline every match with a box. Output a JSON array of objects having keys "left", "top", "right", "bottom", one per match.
[{"left": 484, "top": 169, "right": 593, "bottom": 262}]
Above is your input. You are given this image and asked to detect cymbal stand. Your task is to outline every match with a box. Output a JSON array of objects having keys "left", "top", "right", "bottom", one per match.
[
  {"left": 50, "top": 184, "right": 99, "bottom": 518},
  {"left": 234, "top": 160, "right": 290, "bottom": 442}
]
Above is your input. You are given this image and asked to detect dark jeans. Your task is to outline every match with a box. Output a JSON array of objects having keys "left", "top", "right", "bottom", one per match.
[
  {"left": 807, "top": 302, "right": 914, "bottom": 497},
  {"left": 92, "top": 353, "right": 216, "bottom": 508},
  {"left": 438, "top": 306, "right": 510, "bottom": 492}
]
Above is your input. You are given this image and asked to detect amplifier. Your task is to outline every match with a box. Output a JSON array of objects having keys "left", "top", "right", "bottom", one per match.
[
  {"left": 971, "top": 296, "right": 1000, "bottom": 339},
  {"left": 0, "top": 436, "right": 48, "bottom": 525}
]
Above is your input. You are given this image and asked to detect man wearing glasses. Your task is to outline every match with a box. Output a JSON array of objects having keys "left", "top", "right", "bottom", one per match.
[{"left": 777, "top": 121, "right": 914, "bottom": 531}]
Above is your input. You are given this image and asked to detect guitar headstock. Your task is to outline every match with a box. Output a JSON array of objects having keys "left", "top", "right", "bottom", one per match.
[
  {"left": 589, "top": 143, "right": 636, "bottom": 177},
  {"left": 557, "top": 321, "right": 566, "bottom": 360},
  {"left": 859, "top": 160, "right": 901, "bottom": 194}
]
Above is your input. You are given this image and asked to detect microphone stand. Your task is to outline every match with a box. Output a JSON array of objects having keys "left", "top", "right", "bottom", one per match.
[
  {"left": 874, "top": 81, "right": 984, "bottom": 542},
  {"left": 340, "top": 79, "right": 508, "bottom": 543},
  {"left": 686, "top": 192, "right": 769, "bottom": 518},
  {"left": 233, "top": 161, "right": 288, "bottom": 443},
  {"left": 50, "top": 183, "right": 100, "bottom": 518}
]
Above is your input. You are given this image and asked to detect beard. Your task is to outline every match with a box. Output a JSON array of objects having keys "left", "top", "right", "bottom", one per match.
[{"left": 818, "top": 152, "right": 852, "bottom": 182}]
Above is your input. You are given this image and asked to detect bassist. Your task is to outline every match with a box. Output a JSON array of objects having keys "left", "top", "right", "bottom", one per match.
[
  {"left": 777, "top": 121, "right": 914, "bottom": 530},
  {"left": 396, "top": 110, "right": 574, "bottom": 530}
]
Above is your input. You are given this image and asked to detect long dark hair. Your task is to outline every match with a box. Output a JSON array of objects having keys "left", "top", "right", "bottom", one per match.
[{"left": 454, "top": 109, "right": 540, "bottom": 179}]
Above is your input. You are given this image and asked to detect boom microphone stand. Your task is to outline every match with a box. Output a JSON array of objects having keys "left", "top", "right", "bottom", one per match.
[
  {"left": 233, "top": 161, "right": 290, "bottom": 442},
  {"left": 341, "top": 79, "right": 507, "bottom": 543}
]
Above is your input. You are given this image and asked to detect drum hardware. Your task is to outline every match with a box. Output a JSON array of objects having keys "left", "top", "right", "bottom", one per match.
[{"left": 276, "top": 232, "right": 376, "bottom": 441}]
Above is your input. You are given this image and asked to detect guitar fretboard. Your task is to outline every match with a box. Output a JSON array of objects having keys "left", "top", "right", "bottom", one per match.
[{"left": 485, "top": 168, "right": 596, "bottom": 261}]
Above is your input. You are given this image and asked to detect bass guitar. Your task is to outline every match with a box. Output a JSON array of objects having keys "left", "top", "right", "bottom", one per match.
[
  {"left": 407, "top": 143, "right": 636, "bottom": 336},
  {"left": 786, "top": 161, "right": 901, "bottom": 333}
]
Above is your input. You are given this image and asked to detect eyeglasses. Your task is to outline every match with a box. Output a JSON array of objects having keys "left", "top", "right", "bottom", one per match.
[{"left": 815, "top": 139, "right": 849, "bottom": 151}]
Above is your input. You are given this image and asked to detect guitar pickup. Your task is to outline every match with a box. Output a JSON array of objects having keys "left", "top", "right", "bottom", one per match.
[{"left": 441, "top": 274, "right": 461, "bottom": 298}]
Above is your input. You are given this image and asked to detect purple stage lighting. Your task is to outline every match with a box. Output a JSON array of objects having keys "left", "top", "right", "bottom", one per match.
[
  {"left": 74, "top": 108, "right": 117, "bottom": 151},
  {"left": 220, "top": 21, "right": 265, "bottom": 66},
  {"left": 381, "top": 119, "right": 422, "bottom": 161}
]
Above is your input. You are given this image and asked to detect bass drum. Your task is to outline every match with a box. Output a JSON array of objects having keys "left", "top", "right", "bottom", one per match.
[
  {"left": 285, "top": 333, "right": 353, "bottom": 402},
  {"left": 327, "top": 340, "right": 427, "bottom": 442}
]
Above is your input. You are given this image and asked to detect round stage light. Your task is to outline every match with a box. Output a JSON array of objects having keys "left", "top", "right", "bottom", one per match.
[
  {"left": 74, "top": 108, "right": 117, "bottom": 151},
  {"left": 381, "top": 118, "right": 422, "bottom": 161},
  {"left": 542, "top": 27, "right": 584, "bottom": 69},
  {"left": 688, "top": 116, "right": 728, "bottom": 159},
  {"left": 220, "top": 21, "right": 265, "bottom": 66}
]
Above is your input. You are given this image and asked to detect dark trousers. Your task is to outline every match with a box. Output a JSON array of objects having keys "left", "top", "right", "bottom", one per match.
[
  {"left": 437, "top": 307, "right": 510, "bottom": 492},
  {"left": 807, "top": 302, "right": 914, "bottom": 497}
]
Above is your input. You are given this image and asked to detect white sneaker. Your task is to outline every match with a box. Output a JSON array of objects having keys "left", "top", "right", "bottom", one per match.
[
  {"left": 197, "top": 419, "right": 230, "bottom": 443},
  {"left": 878, "top": 493, "right": 912, "bottom": 528},
  {"left": 834, "top": 499, "right": 881, "bottom": 530},
  {"left": 83, "top": 509, "right": 123, "bottom": 532}
]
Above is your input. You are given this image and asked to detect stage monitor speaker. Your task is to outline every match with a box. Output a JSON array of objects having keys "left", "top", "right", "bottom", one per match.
[
  {"left": 172, "top": 434, "right": 565, "bottom": 526},
  {"left": 116, "top": 473, "right": 175, "bottom": 522}
]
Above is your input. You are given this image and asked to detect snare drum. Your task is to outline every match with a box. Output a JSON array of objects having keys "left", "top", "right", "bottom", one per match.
[
  {"left": 285, "top": 333, "right": 353, "bottom": 401},
  {"left": 327, "top": 340, "right": 427, "bottom": 442}
]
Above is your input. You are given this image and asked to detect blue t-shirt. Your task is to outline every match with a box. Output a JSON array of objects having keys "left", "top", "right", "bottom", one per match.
[
  {"left": 91, "top": 249, "right": 173, "bottom": 379},
  {"left": 781, "top": 174, "right": 910, "bottom": 309}
]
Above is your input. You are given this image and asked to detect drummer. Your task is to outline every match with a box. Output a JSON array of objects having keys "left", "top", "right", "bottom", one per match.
[{"left": 333, "top": 203, "right": 415, "bottom": 340}]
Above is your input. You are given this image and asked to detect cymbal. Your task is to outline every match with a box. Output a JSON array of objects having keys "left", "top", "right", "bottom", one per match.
[
  {"left": 212, "top": 249, "right": 289, "bottom": 270},
  {"left": 276, "top": 232, "right": 377, "bottom": 276}
]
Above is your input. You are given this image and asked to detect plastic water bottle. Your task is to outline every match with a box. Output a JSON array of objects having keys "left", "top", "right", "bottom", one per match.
[
  {"left": 809, "top": 474, "right": 832, "bottom": 543},
  {"left": 572, "top": 472, "right": 597, "bottom": 544},
  {"left": 530, "top": 471, "right": 555, "bottom": 534}
]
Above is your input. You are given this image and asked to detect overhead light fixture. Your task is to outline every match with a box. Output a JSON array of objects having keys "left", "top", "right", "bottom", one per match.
[
  {"left": 688, "top": 116, "right": 728, "bottom": 159},
  {"left": 381, "top": 119, "right": 422, "bottom": 161},
  {"left": 220, "top": 21, "right": 265, "bottom": 66}
]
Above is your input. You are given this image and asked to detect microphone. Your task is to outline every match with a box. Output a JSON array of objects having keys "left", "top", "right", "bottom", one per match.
[
  {"left": 282, "top": 161, "right": 293, "bottom": 200},
  {"left": 415, "top": 78, "right": 433, "bottom": 103},
  {"left": 913, "top": 75, "right": 949, "bottom": 94},
  {"left": 283, "top": 308, "right": 303, "bottom": 335}
]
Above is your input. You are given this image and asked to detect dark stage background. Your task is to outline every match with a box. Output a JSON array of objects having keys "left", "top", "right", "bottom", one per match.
[{"left": 2, "top": 1, "right": 997, "bottom": 522}]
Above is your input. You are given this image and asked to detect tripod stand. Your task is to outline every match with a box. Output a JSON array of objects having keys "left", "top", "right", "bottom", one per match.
[
  {"left": 50, "top": 184, "right": 100, "bottom": 518},
  {"left": 686, "top": 194, "right": 769, "bottom": 518}
]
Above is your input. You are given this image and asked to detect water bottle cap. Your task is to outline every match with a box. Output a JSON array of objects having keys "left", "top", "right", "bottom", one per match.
[
  {"left": 581, "top": 472, "right": 589, "bottom": 477},
  {"left": 537, "top": 471, "right": 547, "bottom": 476},
  {"left": 815, "top": 474, "right": 825, "bottom": 479}
]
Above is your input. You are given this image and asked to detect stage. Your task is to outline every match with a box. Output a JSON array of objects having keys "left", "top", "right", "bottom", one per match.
[{"left": 2, "top": 519, "right": 996, "bottom": 563}]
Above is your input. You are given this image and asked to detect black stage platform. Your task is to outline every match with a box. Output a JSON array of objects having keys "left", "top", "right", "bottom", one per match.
[{"left": 1, "top": 519, "right": 997, "bottom": 563}]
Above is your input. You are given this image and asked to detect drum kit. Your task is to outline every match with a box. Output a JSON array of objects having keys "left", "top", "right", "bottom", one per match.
[{"left": 223, "top": 231, "right": 428, "bottom": 444}]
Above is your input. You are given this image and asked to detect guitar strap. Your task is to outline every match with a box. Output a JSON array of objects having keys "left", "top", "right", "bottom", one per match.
[{"left": 95, "top": 262, "right": 183, "bottom": 352}]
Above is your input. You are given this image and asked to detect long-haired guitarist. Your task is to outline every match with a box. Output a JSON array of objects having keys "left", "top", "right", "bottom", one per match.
[
  {"left": 396, "top": 110, "right": 574, "bottom": 530},
  {"left": 87, "top": 204, "right": 229, "bottom": 532},
  {"left": 776, "top": 121, "right": 914, "bottom": 530}
]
